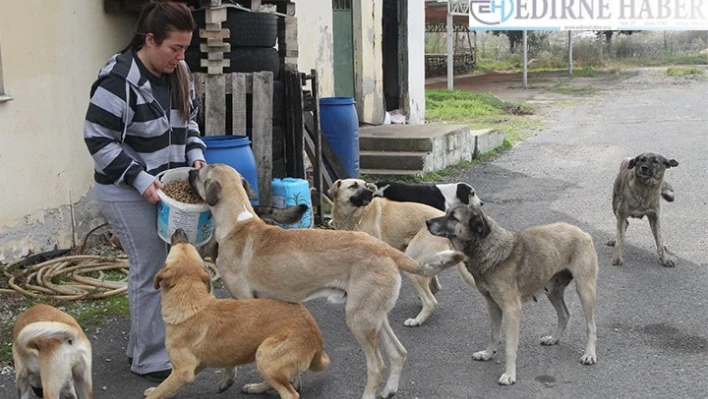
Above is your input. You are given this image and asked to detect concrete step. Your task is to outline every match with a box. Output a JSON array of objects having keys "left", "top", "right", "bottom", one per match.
[
  {"left": 360, "top": 168, "right": 422, "bottom": 177},
  {"left": 359, "top": 135, "right": 433, "bottom": 152},
  {"left": 360, "top": 150, "right": 428, "bottom": 171}
]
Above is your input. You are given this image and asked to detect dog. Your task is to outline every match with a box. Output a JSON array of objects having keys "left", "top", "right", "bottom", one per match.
[
  {"left": 329, "top": 178, "right": 476, "bottom": 327},
  {"left": 145, "top": 229, "right": 329, "bottom": 399},
  {"left": 372, "top": 181, "right": 483, "bottom": 211},
  {"left": 188, "top": 164, "right": 464, "bottom": 399},
  {"left": 427, "top": 205, "right": 598, "bottom": 385},
  {"left": 606, "top": 152, "right": 679, "bottom": 267},
  {"left": 12, "top": 304, "right": 93, "bottom": 399}
]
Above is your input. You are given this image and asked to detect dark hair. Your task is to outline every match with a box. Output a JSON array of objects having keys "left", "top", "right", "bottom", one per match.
[{"left": 124, "top": 1, "right": 196, "bottom": 122}]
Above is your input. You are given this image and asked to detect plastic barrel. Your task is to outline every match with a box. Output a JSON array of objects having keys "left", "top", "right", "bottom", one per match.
[
  {"left": 156, "top": 167, "right": 214, "bottom": 246},
  {"left": 319, "top": 97, "right": 360, "bottom": 178},
  {"left": 202, "top": 135, "right": 259, "bottom": 204},
  {"left": 270, "top": 178, "right": 312, "bottom": 229}
]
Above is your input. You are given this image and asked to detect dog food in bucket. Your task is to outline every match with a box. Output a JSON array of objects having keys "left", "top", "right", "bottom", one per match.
[{"left": 156, "top": 167, "right": 214, "bottom": 246}]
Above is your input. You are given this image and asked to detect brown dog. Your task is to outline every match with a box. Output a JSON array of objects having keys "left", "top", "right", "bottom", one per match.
[
  {"left": 607, "top": 152, "right": 679, "bottom": 267},
  {"left": 329, "top": 178, "right": 476, "bottom": 327},
  {"left": 427, "top": 205, "right": 598, "bottom": 385},
  {"left": 188, "top": 164, "right": 464, "bottom": 399},
  {"left": 12, "top": 304, "right": 93, "bottom": 399},
  {"left": 145, "top": 229, "right": 329, "bottom": 399}
]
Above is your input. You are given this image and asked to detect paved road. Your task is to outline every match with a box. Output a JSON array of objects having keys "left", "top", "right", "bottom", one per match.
[{"left": 2, "top": 68, "right": 707, "bottom": 398}]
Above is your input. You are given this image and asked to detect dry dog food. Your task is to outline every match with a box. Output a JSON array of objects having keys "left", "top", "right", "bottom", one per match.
[{"left": 162, "top": 179, "right": 203, "bottom": 204}]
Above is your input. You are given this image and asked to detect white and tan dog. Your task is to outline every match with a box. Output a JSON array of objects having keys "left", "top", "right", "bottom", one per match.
[
  {"left": 188, "top": 164, "right": 465, "bottom": 399},
  {"left": 145, "top": 229, "right": 329, "bottom": 399},
  {"left": 12, "top": 304, "right": 93, "bottom": 399},
  {"left": 329, "top": 178, "right": 476, "bottom": 327}
]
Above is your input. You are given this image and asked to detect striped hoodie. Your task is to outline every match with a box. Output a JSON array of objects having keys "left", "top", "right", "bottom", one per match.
[{"left": 84, "top": 49, "right": 206, "bottom": 199}]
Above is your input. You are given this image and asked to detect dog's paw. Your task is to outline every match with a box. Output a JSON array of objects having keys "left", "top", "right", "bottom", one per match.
[
  {"left": 611, "top": 257, "right": 623, "bottom": 266},
  {"left": 217, "top": 368, "right": 236, "bottom": 393},
  {"left": 540, "top": 335, "right": 559, "bottom": 346},
  {"left": 143, "top": 387, "right": 156, "bottom": 398},
  {"left": 605, "top": 239, "right": 616, "bottom": 247},
  {"left": 242, "top": 382, "right": 270, "bottom": 394},
  {"left": 580, "top": 352, "right": 597, "bottom": 365},
  {"left": 498, "top": 373, "right": 516, "bottom": 386},
  {"left": 660, "top": 256, "right": 676, "bottom": 268},
  {"left": 404, "top": 317, "right": 423, "bottom": 327},
  {"left": 472, "top": 350, "right": 495, "bottom": 361}
]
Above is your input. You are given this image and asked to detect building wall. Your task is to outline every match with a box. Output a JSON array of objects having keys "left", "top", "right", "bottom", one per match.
[
  {"left": 0, "top": 0, "right": 134, "bottom": 261},
  {"left": 295, "top": 0, "right": 335, "bottom": 98},
  {"left": 354, "top": 0, "right": 385, "bottom": 124},
  {"left": 407, "top": 0, "right": 426, "bottom": 124}
]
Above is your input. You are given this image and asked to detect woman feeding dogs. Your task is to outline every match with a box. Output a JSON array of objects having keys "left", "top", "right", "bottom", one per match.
[{"left": 82, "top": 1, "right": 206, "bottom": 382}]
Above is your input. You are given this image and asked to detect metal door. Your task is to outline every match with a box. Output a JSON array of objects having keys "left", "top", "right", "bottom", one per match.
[{"left": 332, "top": 0, "right": 355, "bottom": 98}]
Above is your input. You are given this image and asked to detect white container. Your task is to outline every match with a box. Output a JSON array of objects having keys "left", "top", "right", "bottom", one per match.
[{"left": 156, "top": 167, "right": 214, "bottom": 246}]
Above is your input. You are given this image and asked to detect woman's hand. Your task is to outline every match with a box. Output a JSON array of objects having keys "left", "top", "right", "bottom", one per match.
[
  {"left": 143, "top": 179, "right": 164, "bottom": 204},
  {"left": 193, "top": 160, "right": 206, "bottom": 169}
]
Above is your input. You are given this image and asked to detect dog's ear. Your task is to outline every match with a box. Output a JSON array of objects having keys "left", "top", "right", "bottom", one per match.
[
  {"left": 456, "top": 183, "right": 472, "bottom": 205},
  {"left": 201, "top": 266, "right": 212, "bottom": 293},
  {"left": 469, "top": 214, "right": 491, "bottom": 238},
  {"left": 327, "top": 180, "right": 342, "bottom": 198},
  {"left": 241, "top": 178, "right": 259, "bottom": 201},
  {"left": 627, "top": 156, "right": 638, "bottom": 169},
  {"left": 153, "top": 267, "right": 173, "bottom": 290},
  {"left": 205, "top": 179, "right": 221, "bottom": 206},
  {"left": 665, "top": 159, "right": 679, "bottom": 168}
]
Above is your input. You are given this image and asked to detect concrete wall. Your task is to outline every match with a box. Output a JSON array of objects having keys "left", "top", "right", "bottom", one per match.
[
  {"left": 295, "top": 0, "right": 335, "bottom": 98},
  {"left": 0, "top": 0, "right": 134, "bottom": 261},
  {"left": 407, "top": 0, "right": 426, "bottom": 124},
  {"left": 354, "top": 0, "right": 385, "bottom": 125}
]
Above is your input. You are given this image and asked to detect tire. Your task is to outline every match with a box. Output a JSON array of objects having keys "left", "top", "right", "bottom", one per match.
[
  {"left": 191, "top": 9, "right": 278, "bottom": 48},
  {"left": 229, "top": 47, "right": 281, "bottom": 79}
]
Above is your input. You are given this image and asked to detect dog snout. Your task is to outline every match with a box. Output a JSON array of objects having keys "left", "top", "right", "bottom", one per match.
[
  {"left": 188, "top": 169, "right": 199, "bottom": 187},
  {"left": 171, "top": 229, "right": 190, "bottom": 245}
]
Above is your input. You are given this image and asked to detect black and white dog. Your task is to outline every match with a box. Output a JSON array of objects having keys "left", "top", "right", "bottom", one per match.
[{"left": 372, "top": 181, "right": 483, "bottom": 211}]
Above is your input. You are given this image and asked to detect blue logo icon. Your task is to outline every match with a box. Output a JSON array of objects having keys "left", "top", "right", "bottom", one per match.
[{"left": 470, "top": 0, "right": 515, "bottom": 25}]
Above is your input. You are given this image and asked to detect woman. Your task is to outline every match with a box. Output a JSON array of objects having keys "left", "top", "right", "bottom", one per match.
[{"left": 83, "top": 1, "right": 205, "bottom": 382}]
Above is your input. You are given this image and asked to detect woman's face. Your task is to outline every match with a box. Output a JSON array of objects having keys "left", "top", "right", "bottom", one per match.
[{"left": 143, "top": 30, "right": 192, "bottom": 76}]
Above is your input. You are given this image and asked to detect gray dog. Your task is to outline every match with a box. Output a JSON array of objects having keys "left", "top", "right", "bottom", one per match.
[{"left": 607, "top": 152, "right": 679, "bottom": 267}]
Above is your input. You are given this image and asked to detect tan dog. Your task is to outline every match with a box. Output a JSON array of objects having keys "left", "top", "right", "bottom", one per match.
[
  {"left": 607, "top": 152, "right": 679, "bottom": 267},
  {"left": 12, "top": 304, "right": 93, "bottom": 399},
  {"left": 187, "top": 164, "right": 464, "bottom": 399},
  {"left": 427, "top": 205, "right": 598, "bottom": 385},
  {"left": 145, "top": 229, "right": 329, "bottom": 399},
  {"left": 329, "top": 178, "right": 476, "bottom": 327}
]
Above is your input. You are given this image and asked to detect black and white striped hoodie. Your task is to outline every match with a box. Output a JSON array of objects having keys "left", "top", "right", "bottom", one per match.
[{"left": 84, "top": 49, "right": 205, "bottom": 199}]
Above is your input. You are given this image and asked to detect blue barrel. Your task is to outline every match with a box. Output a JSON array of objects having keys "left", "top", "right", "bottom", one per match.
[
  {"left": 202, "top": 135, "right": 259, "bottom": 204},
  {"left": 319, "top": 97, "right": 360, "bottom": 178},
  {"left": 271, "top": 178, "right": 312, "bottom": 229}
]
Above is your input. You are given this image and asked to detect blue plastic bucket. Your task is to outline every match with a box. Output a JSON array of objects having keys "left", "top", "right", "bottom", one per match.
[
  {"left": 271, "top": 178, "right": 312, "bottom": 229},
  {"left": 202, "top": 135, "right": 259, "bottom": 204},
  {"left": 319, "top": 97, "right": 360, "bottom": 178}
]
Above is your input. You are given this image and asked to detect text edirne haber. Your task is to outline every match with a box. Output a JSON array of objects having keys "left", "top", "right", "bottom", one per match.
[{"left": 513, "top": 0, "right": 706, "bottom": 20}]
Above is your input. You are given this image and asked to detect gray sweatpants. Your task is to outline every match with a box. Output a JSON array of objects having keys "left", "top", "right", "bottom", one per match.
[{"left": 99, "top": 195, "right": 171, "bottom": 375}]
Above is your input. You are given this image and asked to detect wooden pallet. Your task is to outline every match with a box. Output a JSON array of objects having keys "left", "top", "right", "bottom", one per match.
[{"left": 193, "top": 72, "right": 274, "bottom": 206}]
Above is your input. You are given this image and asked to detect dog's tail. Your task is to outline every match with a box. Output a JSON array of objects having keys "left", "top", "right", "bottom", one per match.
[
  {"left": 396, "top": 250, "right": 465, "bottom": 277},
  {"left": 661, "top": 181, "right": 675, "bottom": 202},
  {"left": 15, "top": 321, "right": 80, "bottom": 353},
  {"left": 308, "top": 350, "right": 331, "bottom": 372},
  {"left": 254, "top": 204, "right": 308, "bottom": 226}
]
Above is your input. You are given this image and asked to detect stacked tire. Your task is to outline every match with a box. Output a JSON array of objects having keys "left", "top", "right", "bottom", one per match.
[{"left": 188, "top": 8, "right": 286, "bottom": 178}]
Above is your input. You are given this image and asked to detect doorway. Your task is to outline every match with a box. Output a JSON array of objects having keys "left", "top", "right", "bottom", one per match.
[{"left": 332, "top": 0, "right": 355, "bottom": 98}]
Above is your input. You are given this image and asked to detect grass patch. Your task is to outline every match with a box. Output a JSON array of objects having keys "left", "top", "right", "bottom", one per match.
[
  {"left": 664, "top": 66, "right": 705, "bottom": 77},
  {"left": 0, "top": 294, "right": 130, "bottom": 365}
]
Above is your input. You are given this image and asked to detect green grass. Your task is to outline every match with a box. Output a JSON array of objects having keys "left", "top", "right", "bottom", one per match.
[{"left": 664, "top": 66, "right": 705, "bottom": 77}]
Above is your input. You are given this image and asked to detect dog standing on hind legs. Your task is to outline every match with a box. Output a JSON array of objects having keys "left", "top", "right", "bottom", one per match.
[
  {"left": 606, "top": 152, "right": 679, "bottom": 267},
  {"left": 427, "top": 205, "right": 598, "bottom": 385}
]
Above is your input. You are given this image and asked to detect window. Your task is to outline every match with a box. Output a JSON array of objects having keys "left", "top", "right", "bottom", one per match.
[{"left": 0, "top": 43, "right": 11, "bottom": 103}]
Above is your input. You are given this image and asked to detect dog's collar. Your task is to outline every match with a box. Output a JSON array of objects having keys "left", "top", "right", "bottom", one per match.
[{"left": 353, "top": 202, "right": 372, "bottom": 230}]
